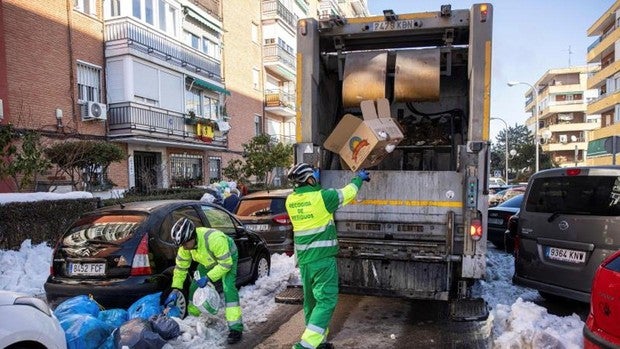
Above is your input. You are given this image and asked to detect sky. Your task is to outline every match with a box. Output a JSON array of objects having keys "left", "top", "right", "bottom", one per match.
[
  {"left": 0, "top": 193, "right": 587, "bottom": 348},
  {"left": 367, "top": 0, "right": 614, "bottom": 142}
]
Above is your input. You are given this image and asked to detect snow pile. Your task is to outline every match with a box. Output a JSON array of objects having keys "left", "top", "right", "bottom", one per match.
[
  {"left": 0, "top": 239, "right": 52, "bottom": 294},
  {"left": 0, "top": 191, "right": 93, "bottom": 205}
]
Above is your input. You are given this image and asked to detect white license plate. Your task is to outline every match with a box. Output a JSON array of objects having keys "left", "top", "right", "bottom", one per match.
[
  {"left": 246, "top": 224, "right": 269, "bottom": 232},
  {"left": 488, "top": 218, "right": 504, "bottom": 225},
  {"left": 546, "top": 247, "right": 586, "bottom": 264},
  {"left": 69, "top": 263, "right": 106, "bottom": 276}
]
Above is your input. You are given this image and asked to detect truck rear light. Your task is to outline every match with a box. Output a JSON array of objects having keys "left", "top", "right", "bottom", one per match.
[
  {"left": 469, "top": 219, "right": 483, "bottom": 240},
  {"left": 131, "top": 234, "right": 152, "bottom": 276},
  {"left": 273, "top": 213, "right": 291, "bottom": 225},
  {"left": 299, "top": 19, "right": 307, "bottom": 35},
  {"left": 479, "top": 4, "right": 488, "bottom": 22},
  {"left": 566, "top": 168, "right": 581, "bottom": 176}
]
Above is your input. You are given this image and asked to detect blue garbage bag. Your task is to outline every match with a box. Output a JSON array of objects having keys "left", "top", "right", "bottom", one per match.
[
  {"left": 99, "top": 331, "right": 117, "bottom": 349},
  {"left": 165, "top": 305, "right": 181, "bottom": 318},
  {"left": 60, "top": 313, "right": 114, "bottom": 349},
  {"left": 128, "top": 292, "right": 163, "bottom": 320},
  {"left": 150, "top": 314, "right": 181, "bottom": 340},
  {"left": 54, "top": 295, "right": 101, "bottom": 321},
  {"left": 98, "top": 309, "right": 128, "bottom": 329}
]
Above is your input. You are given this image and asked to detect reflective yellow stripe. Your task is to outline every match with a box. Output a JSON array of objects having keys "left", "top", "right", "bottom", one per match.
[
  {"left": 176, "top": 255, "right": 191, "bottom": 262},
  {"left": 296, "top": 239, "right": 338, "bottom": 251},
  {"left": 217, "top": 252, "right": 231, "bottom": 260},
  {"left": 225, "top": 305, "right": 242, "bottom": 322},
  {"left": 295, "top": 223, "right": 330, "bottom": 237},
  {"left": 219, "top": 262, "right": 232, "bottom": 269},
  {"left": 174, "top": 266, "right": 188, "bottom": 271},
  {"left": 353, "top": 199, "right": 463, "bottom": 208},
  {"left": 300, "top": 325, "right": 326, "bottom": 348}
]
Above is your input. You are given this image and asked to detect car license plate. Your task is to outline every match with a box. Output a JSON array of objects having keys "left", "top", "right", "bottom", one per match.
[
  {"left": 488, "top": 218, "right": 504, "bottom": 225},
  {"left": 68, "top": 263, "right": 106, "bottom": 276},
  {"left": 546, "top": 247, "right": 586, "bottom": 264},
  {"left": 247, "top": 224, "right": 269, "bottom": 232}
]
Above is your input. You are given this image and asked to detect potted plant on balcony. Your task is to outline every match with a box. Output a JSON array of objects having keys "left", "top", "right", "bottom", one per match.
[{"left": 185, "top": 110, "right": 198, "bottom": 125}]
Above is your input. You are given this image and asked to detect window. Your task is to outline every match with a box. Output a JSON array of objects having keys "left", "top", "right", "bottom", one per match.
[
  {"left": 185, "top": 31, "right": 200, "bottom": 50},
  {"left": 170, "top": 154, "right": 203, "bottom": 187},
  {"left": 255, "top": 114, "right": 262, "bottom": 135},
  {"left": 132, "top": 0, "right": 141, "bottom": 18},
  {"left": 208, "top": 157, "right": 221, "bottom": 182},
  {"left": 185, "top": 83, "right": 220, "bottom": 119},
  {"left": 201, "top": 205, "right": 235, "bottom": 233},
  {"left": 109, "top": 0, "right": 121, "bottom": 17},
  {"left": 185, "top": 86, "right": 203, "bottom": 116},
  {"left": 74, "top": 0, "right": 95, "bottom": 15},
  {"left": 252, "top": 68, "right": 260, "bottom": 90},
  {"left": 251, "top": 22, "right": 259, "bottom": 43},
  {"left": 77, "top": 62, "right": 101, "bottom": 103},
  {"left": 159, "top": 207, "right": 202, "bottom": 242},
  {"left": 158, "top": 0, "right": 167, "bottom": 29},
  {"left": 145, "top": 0, "right": 154, "bottom": 25}
]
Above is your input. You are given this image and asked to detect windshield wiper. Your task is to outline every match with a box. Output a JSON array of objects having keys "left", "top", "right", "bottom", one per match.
[{"left": 547, "top": 211, "right": 591, "bottom": 222}]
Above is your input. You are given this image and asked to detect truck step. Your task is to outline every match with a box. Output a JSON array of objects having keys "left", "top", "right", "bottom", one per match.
[
  {"left": 449, "top": 298, "right": 489, "bottom": 321},
  {"left": 275, "top": 285, "right": 304, "bottom": 304}
]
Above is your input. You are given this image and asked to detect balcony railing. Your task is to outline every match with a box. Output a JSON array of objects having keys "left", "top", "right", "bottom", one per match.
[
  {"left": 105, "top": 18, "right": 222, "bottom": 81},
  {"left": 265, "top": 90, "right": 295, "bottom": 108},
  {"left": 107, "top": 102, "right": 227, "bottom": 147},
  {"left": 588, "top": 23, "right": 617, "bottom": 53},
  {"left": 263, "top": 43, "right": 295, "bottom": 79},
  {"left": 262, "top": 0, "right": 299, "bottom": 30}
]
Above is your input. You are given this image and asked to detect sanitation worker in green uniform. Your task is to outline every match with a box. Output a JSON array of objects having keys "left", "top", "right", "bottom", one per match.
[
  {"left": 285, "top": 163, "right": 370, "bottom": 349},
  {"left": 165, "top": 217, "right": 243, "bottom": 344}
]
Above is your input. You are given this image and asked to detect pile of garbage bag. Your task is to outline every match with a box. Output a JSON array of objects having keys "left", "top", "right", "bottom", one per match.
[{"left": 54, "top": 293, "right": 181, "bottom": 349}]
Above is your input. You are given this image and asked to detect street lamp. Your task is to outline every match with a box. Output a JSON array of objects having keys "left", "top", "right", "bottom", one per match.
[
  {"left": 507, "top": 81, "right": 539, "bottom": 173},
  {"left": 491, "top": 117, "right": 509, "bottom": 185}
]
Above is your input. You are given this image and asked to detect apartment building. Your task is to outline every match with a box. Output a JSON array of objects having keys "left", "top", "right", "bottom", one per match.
[
  {"left": 522, "top": 66, "right": 601, "bottom": 168},
  {"left": 0, "top": 0, "right": 107, "bottom": 192},
  {"left": 586, "top": 0, "right": 620, "bottom": 165},
  {"left": 318, "top": 0, "right": 368, "bottom": 19},
  {"left": 0, "top": 0, "right": 369, "bottom": 193}
]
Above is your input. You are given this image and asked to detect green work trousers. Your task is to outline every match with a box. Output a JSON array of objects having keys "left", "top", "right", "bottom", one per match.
[
  {"left": 295, "top": 256, "right": 339, "bottom": 348},
  {"left": 188, "top": 252, "right": 243, "bottom": 332}
]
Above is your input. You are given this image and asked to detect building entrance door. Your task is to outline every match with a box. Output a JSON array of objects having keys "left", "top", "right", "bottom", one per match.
[{"left": 134, "top": 151, "right": 159, "bottom": 192}]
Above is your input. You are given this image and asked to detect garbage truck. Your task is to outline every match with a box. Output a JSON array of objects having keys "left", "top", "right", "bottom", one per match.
[{"left": 292, "top": 4, "right": 493, "bottom": 319}]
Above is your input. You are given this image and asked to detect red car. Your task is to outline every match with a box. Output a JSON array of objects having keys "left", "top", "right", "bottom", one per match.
[{"left": 584, "top": 249, "right": 620, "bottom": 348}]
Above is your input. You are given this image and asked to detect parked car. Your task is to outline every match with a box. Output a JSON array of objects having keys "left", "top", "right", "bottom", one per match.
[
  {"left": 584, "top": 249, "right": 620, "bottom": 348},
  {"left": 502, "top": 185, "right": 526, "bottom": 202},
  {"left": 233, "top": 189, "right": 294, "bottom": 256},
  {"left": 488, "top": 188, "right": 508, "bottom": 207},
  {"left": 0, "top": 290, "right": 67, "bottom": 349},
  {"left": 44, "top": 200, "right": 271, "bottom": 316},
  {"left": 511, "top": 166, "right": 620, "bottom": 303},
  {"left": 487, "top": 194, "right": 523, "bottom": 250}
]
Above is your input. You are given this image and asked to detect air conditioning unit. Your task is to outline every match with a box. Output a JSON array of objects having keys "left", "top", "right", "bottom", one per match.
[
  {"left": 82, "top": 101, "right": 107, "bottom": 121},
  {"left": 559, "top": 134, "right": 568, "bottom": 144}
]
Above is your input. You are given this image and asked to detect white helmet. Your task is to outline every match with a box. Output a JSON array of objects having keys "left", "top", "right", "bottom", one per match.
[
  {"left": 287, "top": 163, "right": 314, "bottom": 184},
  {"left": 170, "top": 217, "right": 196, "bottom": 246}
]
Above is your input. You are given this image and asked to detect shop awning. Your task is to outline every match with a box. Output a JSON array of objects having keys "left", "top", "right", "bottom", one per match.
[{"left": 192, "top": 77, "right": 231, "bottom": 96}]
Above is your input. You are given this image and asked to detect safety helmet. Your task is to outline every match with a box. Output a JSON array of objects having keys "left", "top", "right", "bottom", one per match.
[
  {"left": 287, "top": 163, "right": 315, "bottom": 184},
  {"left": 170, "top": 217, "right": 196, "bottom": 246}
]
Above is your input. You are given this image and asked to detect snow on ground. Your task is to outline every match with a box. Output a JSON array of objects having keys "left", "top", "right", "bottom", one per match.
[
  {"left": 0, "top": 191, "right": 93, "bottom": 204},
  {"left": 0, "top": 241, "right": 586, "bottom": 348}
]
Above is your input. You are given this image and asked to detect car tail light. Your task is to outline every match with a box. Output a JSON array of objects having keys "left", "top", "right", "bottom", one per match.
[
  {"left": 566, "top": 168, "right": 581, "bottom": 176},
  {"left": 131, "top": 234, "right": 152, "bottom": 276},
  {"left": 272, "top": 213, "right": 291, "bottom": 225},
  {"left": 469, "top": 219, "right": 483, "bottom": 241}
]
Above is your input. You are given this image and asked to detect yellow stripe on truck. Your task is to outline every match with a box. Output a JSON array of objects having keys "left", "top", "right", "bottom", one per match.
[
  {"left": 296, "top": 53, "right": 303, "bottom": 143},
  {"left": 482, "top": 40, "right": 492, "bottom": 141},
  {"left": 352, "top": 199, "right": 463, "bottom": 208}
]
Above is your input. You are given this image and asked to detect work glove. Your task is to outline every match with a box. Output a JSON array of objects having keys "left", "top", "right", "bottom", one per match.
[
  {"left": 357, "top": 169, "right": 371, "bottom": 182},
  {"left": 196, "top": 276, "right": 210, "bottom": 288},
  {"left": 163, "top": 288, "right": 183, "bottom": 306},
  {"left": 312, "top": 168, "right": 320, "bottom": 182}
]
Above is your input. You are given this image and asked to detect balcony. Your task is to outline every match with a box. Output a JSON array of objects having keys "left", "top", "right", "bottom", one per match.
[
  {"left": 104, "top": 18, "right": 222, "bottom": 82},
  {"left": 588, "top": 59, "right": 620, "bottom": 89},
  {"left": 262, "top": 0, "right": 299, "bottom": 32},
  {"left": 588, "top": 90, "right": 620, "bottom": 115},
  {"left": 107, "top": 102, "right": 227, "bottom": 148},
  {"left": 587, "top": 24, "right": 620, "bottom": 63},
  {"left": 539, "top": 101, "right": 587, "bottom": 116},
  {"left": 270, "top": 133, "right": 296, "bottom": 145},
  {"left": 544, "top": 121, "right": 600, "bottom": 133},
  {"left": 263, "top": 43, "right": 296, "bottom": 80},
  {"left": 265, "top": 90, "right": 295, "bottom": 118},
  {"left": 542, "top": 140, "right": 587, "bottom": 152}
]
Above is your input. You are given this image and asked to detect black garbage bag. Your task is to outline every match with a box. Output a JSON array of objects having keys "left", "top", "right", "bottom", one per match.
[
  {"left": 150, "top": 314, "right": 181, "bottom": 340},
  {"left": 114, "top": 318, "right": 167, "bottom": 349}
]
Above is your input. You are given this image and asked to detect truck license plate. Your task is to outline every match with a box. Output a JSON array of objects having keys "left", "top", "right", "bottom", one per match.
[
  {"left": 68, "top": 263, "right": 106, "bottom": 276},
  {"left": 546, "top": 247, "right": 586, "bottom": 264}
]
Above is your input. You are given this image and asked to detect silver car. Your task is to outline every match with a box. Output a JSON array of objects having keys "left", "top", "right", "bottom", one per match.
[{"left": 511, "top": 166, "right": 620, "bottom": 302}]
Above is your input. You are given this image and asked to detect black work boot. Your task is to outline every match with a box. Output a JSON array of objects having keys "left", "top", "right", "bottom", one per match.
[
  {"left": 317, "top": 343, "right": 334, "bottom": 349},
  {"left": 227, "top": 329, "right": 242, "bottom": 344}
]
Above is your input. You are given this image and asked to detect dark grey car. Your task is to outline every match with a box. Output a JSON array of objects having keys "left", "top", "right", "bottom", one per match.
[
  {"left": 511, "top": 167, "right": 620, "bottom": 303},
  {"left": 233, "top": 189, "right": 294, "bottom": 256}
]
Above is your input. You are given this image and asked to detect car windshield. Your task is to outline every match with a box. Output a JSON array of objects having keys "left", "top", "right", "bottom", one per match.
[
  {"left": 235, "top": 198, "right": 286, "bottom": 216},
  {"left": 62, "top": 214, "right": 146, "bottom": 247},
  {"left": 525, "top": 175, "right": 620, "bottom": 216},
  {"left": 498, "top": 194, "right": 523, "bottom": 208}
]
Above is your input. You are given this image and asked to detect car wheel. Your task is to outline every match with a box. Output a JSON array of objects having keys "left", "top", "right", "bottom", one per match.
[{"left": 252, "top": 252, "right": 270, "bottom": 282}]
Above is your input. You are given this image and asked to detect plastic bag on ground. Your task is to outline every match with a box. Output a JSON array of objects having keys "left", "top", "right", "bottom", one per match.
[
  {"left": 150, "top": 313, "right": 181, "bottom": 340},
  {"left": 114, "top": 318, "right": 167, "bottom": 349},
  {"left": 54, "top": 295, "right": 101, "bottom": 321},
  {"left": 128, "top": 292, "right": 163, "bottom": 320},
  {"left": 98, "top": 308, "right": 128, "bottom": 328},
  {"left": 59, "top": 313, "right": 114, "bottom": 349}
]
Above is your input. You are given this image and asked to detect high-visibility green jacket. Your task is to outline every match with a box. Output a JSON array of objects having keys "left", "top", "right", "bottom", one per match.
[
  {"left": 172, "top": 227, "right": 237, "bottom": 289},
  {"left": 285, "top": 176, "right": 363, "bottom": 265}
]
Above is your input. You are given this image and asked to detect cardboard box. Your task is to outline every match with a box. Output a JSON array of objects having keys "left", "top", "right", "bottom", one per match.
[{"left": 324, "top": 99, "right": 404, "bottom": 171}]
